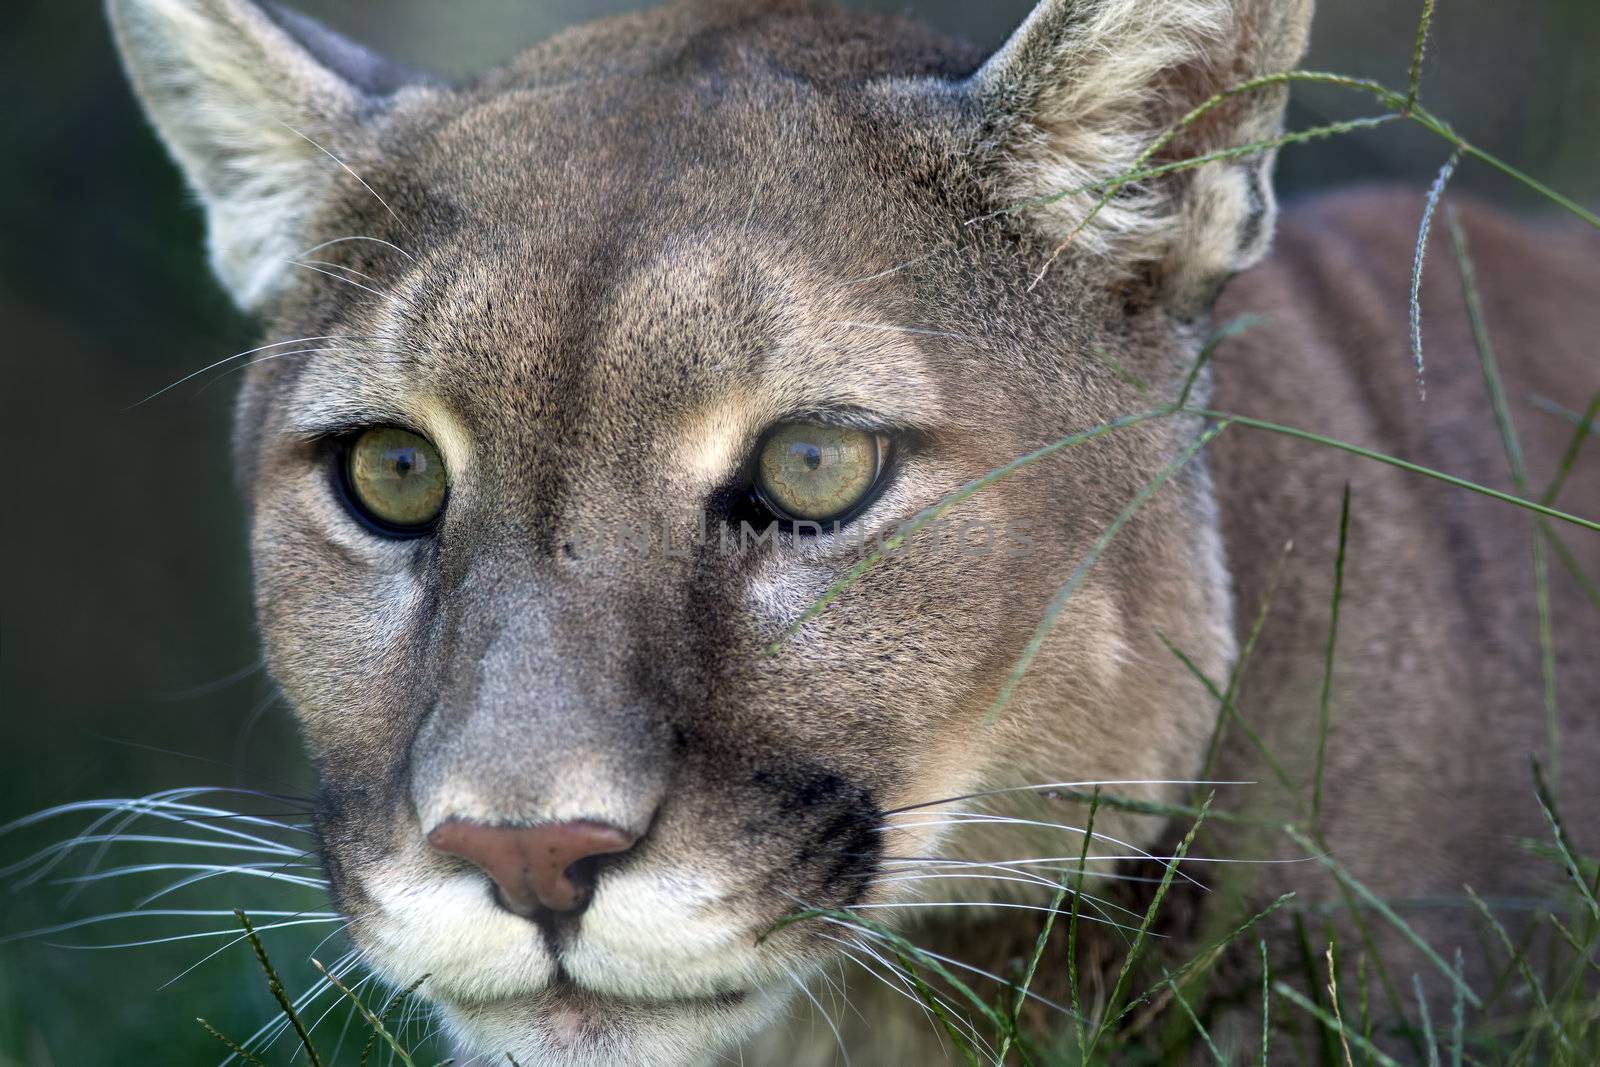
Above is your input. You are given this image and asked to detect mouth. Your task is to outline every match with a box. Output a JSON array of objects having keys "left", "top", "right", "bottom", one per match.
[
  {"left": 437, "top": 973, "right": 776, "bottom": 1066},
  {"left": 456, "top": 974, "right": 752, "bottom": 1017}
]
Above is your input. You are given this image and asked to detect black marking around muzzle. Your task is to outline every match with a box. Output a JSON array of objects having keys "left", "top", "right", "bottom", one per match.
[{"left": 744, "top": 762, "right": 882, "bottom": 908}]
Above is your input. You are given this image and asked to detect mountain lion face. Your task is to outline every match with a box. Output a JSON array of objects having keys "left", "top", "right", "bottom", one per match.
[{"left": 110, "top": 0, "right": 1317, "bottom": 1061}]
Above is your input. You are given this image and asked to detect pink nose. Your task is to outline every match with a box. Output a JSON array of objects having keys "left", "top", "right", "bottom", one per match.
[{"left": 427, "top": 819, "right": 639, "bottom": 916}]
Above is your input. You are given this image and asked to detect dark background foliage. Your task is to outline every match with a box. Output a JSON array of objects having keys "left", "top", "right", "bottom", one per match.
[{"left": 2, "top": 0, "right": 1596, "bottom": 1062}]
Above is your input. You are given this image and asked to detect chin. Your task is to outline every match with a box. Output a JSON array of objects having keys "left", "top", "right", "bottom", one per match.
[{"left": 437, "top": 982, "right": 789, "bottom": 1067}]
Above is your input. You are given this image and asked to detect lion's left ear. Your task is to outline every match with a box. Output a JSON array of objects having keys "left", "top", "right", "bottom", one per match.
[
  {"left": 107, "top": 0, "right": 431, "bottom": 311},
  {"left": 970, "top": 0, "right": 1314, "bottom": 313}
]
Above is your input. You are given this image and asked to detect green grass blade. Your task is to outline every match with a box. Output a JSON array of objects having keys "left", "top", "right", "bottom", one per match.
[
  {"left": 1201, "top": 540, "right": 1294, "bottom": 782},
  {"left": 1449, "top": 948, "right": 1465, "bottom": 1067},
  {"left": 1156, "top": 630, "right": 1296, "bottom": 793},
  {"left": 1163, "top": 968, "right": 1227, "bottom": 1065},
  {"left": 1120, "top": 893, "right": 1297, "bottom": 1023},
  {"left": 986, "top": 421, "right": 1230, "bottom": 723},
  {"left": 1185, "top": 409, "right": 1600, "bottom": 533},
  {"left": 235, "top": 909, "right": 325, "bottom": 1067},
  {"left": 1531, "top": 761, "right": 1600, "bottom": 924},
  {"left": 1084, "top": 793, "right": 1214, "bottom": 1062},
  {"left": 1405, "top": 0, "right": 1438, "bottom": 114},
  {"left": 1175, "top": 314, "right": 1263, "bottom": 409},
  {"left": 312, "top": 958, "right": 418, "bottom": 1067},
  {"left": 363, "top": 975, "right": 431, "bottom": 1067},
  {"left": 1285, "top": 828, "right": 1481, "bottom": 1008},
  {"left": 1274, "top": 983, "right": 1407, "bottom": 1067},
  {"left": 1413, "top": 974, "right": 1441, "bottom": 1067},
  {"left": 1261, "top": 939, "right": 1272, "bottom": 1067},
  {"left": 1313, "top": 486, "right": 1351, "bottom": 829},
  {"left": 1541, "top": 390, "right": 1600, "bottom": 508},
  {"left": 1449, "top": 209, "right": 1563, "bottom": 790},
  {"left": 1465, "top": 887, "right": 1571, "bottom": 1055},
  {"left": 197, "top": 1017, "right": 269, "bottom": 1066},
  {"left": 1449, "top": 211, "right": 1526, "bottom": 485}
]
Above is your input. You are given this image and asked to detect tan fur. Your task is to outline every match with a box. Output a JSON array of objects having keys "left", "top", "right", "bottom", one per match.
[{"left": 108, "top": 0, "right": 1598, "bottom": 1063}]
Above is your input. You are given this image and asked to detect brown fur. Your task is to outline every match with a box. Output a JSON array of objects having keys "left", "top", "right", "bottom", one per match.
[{"left": 107, "top": 0, "right": 1598, "bottom": 1062}]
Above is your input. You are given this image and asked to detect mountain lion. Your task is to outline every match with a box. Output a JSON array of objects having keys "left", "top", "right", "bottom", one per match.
[{"left": 107, "top": 0, "right": 1598, "bottom": 1062}]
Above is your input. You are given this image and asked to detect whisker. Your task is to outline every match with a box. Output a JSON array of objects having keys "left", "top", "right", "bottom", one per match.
[
  {"left": 784, "top": 964, "right": 851, "bottom": 1066},
  {"left": 290, "top": 262, "right": 415, "bottom": 307},
  {"left": 293, "top": 235, "right": 415, "bottom": 263},
  {"left": 841, "top": 899, "right": 1147, "bottom": 935},
  {"left": 296, "top": 966, "right": 376, "bottom": 1062},
  {"left": 155, "top": 659, "right": 266, "bottom": 701},
  {"left": 864, "top": 871, "right": 1148, "bottom": 922},
  {"left": 276, "top": 119, "right": 404, "bottom": 228},
  {"left": 126, "top": 336, "right": 387, "bottom": 408},
  {"left": 54, "top": 796, "right": 315, "bottom": 903},
  {"left": 24, "top": 913, "right": 341, "bottom": 949},
  {"left": 876, "top": 855, "right": 1166, "bottom": 884},
  {"left": 192, "top": 345, "right": 419, "bottom": 396},
  {"left": 824, "top": 915, "right": 1080, "bottom": 1019},
  {"left": 137, "top": 864, "right": 328, "bottom": 905},
  {"left": 882, "top": 779, "right": 1248, "bottom": 817},
  {"left": 50, "top": 860, "right": 325, "bottom": 896},
  {"left": 74, "top": 741, "right": 314, "bottom": 799},
  {"left": 842, "top": 252, "right": 939, "bottom": 286},
  {"left": 4, "top": 833, "right": 308, "bottom": 885},
  {"left": 297, "top": 259, "right": 384, "bottom": 283},
  {"left": 879, "top": 811, "right": 1206, "bottom": 889},
  {"left": 819, "top": 932, "right": 996, "bottom": 1062},
  {"left": 238, "top": 947, "right": 363, "bottom": 1063},
  {"left": 159, "top": 913, "right": 353, "bottom": 993}
]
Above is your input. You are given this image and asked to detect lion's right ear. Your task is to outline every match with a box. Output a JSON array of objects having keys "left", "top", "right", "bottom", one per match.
[{"left": 107, "top": 0, "right": 428, "bottom": 310}]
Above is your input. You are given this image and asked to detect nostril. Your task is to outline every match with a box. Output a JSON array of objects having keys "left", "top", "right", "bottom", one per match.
[{"left": 427, "top": 818, "right": 639, "bottom": 917}]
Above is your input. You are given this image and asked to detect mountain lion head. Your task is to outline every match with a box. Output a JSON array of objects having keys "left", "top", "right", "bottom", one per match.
[{"left": 110, "top": 0, "right": 1316, "bottom": 1061}]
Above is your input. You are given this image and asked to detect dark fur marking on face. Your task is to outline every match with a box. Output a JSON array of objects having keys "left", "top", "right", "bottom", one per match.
[{"left": 745, "top": 764, "right": 882, "bottom": 908}]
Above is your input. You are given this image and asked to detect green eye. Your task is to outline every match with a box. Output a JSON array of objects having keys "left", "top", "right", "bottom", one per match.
[
  {"left": 755, "top": 422, "right": 887, "bottom": 524},
  {"left": 342, "top": 427, "right": 448, "bottom": 534}
]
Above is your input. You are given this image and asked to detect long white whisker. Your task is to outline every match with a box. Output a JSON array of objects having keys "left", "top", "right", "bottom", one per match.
[
  {"left": 237, "top": 947, "right": 362, "bottom": 1063},
  {"left": 297, "top": 968, "right": 377, "bottom": 1063},
  {"left": 50, "top": 861, "right": 326, "bottom": 898},
  {"left": 137, "top": 865, "right": 329, "bottom": 905},
  {"left": 826, "top": 916, "right": 1080, "bottom": 1020},
  {"left": 42, "top": 916, "right": 343, "bottom": 951},
  {"left": 820, "top": 932, "right": 995, "bottom": 1063},
  {"left": 277, "top": 120, "right": 403, "bottom": 227},
  {"left": 289, "top": 262, "right": 419, "bottom": 308},
  {"left": 294, "top": 235, "right": 415, "bottom": 263},
  {"left": 881, "top": 779, "right": 1250, "bottom": 817},
  {"left": 865, "top": 871, "right": 1147, "bottom": 921},
  {"left": 844, "top": 898, "right": 1147, "bottom": 934},
  {"left": 158, "top": 913, "right": 353, "bottom": 992},
  {"left": 877, "top": 855, "right": 1166, "bottom": 884},
  {"left": 5, "top": 834, "right": 308, "bottom": 885},
  {"left": 880, "top": 811, "right": 1207, "bottom": 889},
  {"left": 124, "top": 337, "right": 364, "bottom": 407},
  {"left": 784, "top": 965, "right": 851, "bottom": 1066}
]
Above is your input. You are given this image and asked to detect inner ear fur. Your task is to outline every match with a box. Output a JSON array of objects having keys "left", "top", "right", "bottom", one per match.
[
  {"left": 107, "top": 0, "right": 424, "bottom": 310},
  {"left": 970, "top": 0, "right": 1314, "bottom": 313}
]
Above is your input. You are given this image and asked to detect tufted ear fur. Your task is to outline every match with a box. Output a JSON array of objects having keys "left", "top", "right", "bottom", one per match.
[
  {"left": 107, "top": 0, "right": 429, "bottom": 310},
  {"left": 971, "top": 0, "right": 1314, "bottom": 313}
]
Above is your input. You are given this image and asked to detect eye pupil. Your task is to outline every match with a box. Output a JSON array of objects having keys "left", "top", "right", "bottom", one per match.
[{"left": 797, "top": 444, "right": 823, "bottom": 471}]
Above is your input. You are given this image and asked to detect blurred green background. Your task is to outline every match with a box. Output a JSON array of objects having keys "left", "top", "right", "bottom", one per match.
[{"left": 2, "top": 0, "right": 1596, "bottom": 1063}]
